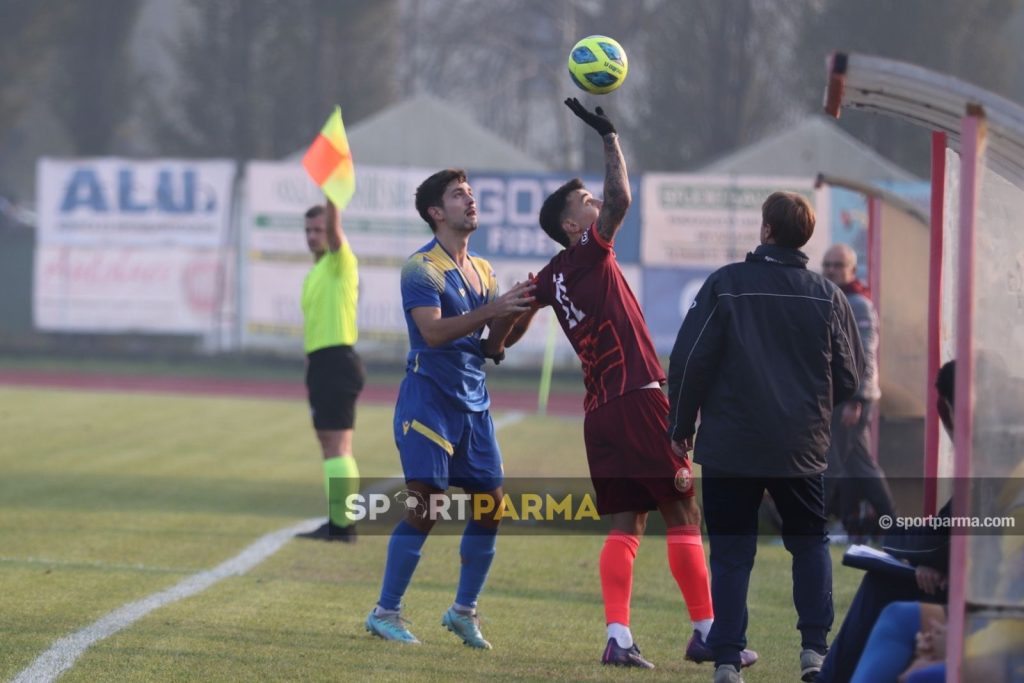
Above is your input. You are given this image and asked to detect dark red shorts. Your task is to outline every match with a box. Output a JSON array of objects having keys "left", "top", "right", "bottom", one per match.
[{"left": 583, "top": 388, "right": 694, "bottom": 515}]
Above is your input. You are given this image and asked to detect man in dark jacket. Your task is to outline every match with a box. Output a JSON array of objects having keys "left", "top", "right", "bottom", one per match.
[{"left": 667, "top": 191, "right": 864, "bottom": 683}]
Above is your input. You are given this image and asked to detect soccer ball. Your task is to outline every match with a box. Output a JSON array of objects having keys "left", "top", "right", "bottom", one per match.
[{"left": 568, "top": 35, "right": 628, "bottom": 95}]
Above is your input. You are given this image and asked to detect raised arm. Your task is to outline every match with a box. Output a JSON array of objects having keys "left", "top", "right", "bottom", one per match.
[
  {"left": 325, "top": 199, "right": 344, "bottom": 252},
  {"left": 564, "top": 97, "right": 631, "bottom": 244}
]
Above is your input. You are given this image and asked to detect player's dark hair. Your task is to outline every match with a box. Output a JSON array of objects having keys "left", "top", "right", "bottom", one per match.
[
  {"left": 539, "top": 178, "right": 582, "bottom": 248},
  {"left": 761, "top": 191, "right": 815, "bottom": 249},
  {"left": 305, "top": 205, "right": 325, "bottom": 219},
  {"left": 416, "top": 168, "right": 467, "bottom": 233},
  {"left": 936, "top": 360, "right": 955, "bottom": 406}
]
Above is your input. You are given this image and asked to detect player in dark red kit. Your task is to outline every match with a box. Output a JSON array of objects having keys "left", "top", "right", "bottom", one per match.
[{"left": 507, "top": 98, "right": 757, "bottom": 670}]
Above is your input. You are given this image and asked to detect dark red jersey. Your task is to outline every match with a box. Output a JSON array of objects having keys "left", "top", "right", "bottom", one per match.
[{"left": 535, "top": 223, "right": 665, "bottom": 412}]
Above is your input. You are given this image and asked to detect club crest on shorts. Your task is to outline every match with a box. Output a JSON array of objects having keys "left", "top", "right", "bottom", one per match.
[
  {"left": 402, "top": 420, "right": 410, "bottom": 435},
  {"left": 674, "top": 465, "right": 693, "bottom": 493}
]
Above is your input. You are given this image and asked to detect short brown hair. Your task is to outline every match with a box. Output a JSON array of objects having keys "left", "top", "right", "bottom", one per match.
[
  {"left": 761, "top": 191, "right": 815, "bottom": 248},
  {"left": 304, "top": 205, "right": 324, "bottom": 219},
  {"left": 415, "top": 169, "right": 467, "bottom": 233},
  {"left": 538, "top": 178, "right": 583, "bottom": 248}
]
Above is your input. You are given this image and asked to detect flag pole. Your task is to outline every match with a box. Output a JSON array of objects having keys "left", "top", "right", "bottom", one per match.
[{"left": 537, "top": 309, "right": 557, "bottom": 415}]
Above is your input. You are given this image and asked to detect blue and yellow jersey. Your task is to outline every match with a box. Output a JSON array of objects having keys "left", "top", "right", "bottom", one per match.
[
  {"left": 302, "top": 241, "right": 358, "bottom": 353},
  {"left": 400, "top": 238, "right": 498, "bottom": 412}
]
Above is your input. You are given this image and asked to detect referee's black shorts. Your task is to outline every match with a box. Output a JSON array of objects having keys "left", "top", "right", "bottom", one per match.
[{"left": 305, "top": 345, "right": 366, "bottom": 430}]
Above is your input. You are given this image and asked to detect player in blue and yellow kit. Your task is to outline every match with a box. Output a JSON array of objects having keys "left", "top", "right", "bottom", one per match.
[{"left": 365, "top": 169, "right": 534, "bottom": 648}]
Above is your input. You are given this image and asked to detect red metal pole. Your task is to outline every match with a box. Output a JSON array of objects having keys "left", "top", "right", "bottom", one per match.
[{"left": 946, "top": 108, "right": 986, "bottom": 683}]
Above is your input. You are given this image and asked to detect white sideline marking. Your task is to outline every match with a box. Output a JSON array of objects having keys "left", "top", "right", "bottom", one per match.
[
  {"left": 11, "top": 517, "right": 323, "bottom": 683},
  {"left": 14, "top": 412, "right": 526, "bottom": 683},
  {"left": 493, "top": 411, "right": 525, "bottom": 431}
]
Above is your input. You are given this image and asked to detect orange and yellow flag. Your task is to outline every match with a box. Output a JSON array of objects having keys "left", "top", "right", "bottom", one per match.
[{"left": 302, "top": 106, "right": 355, "bottom": 209}]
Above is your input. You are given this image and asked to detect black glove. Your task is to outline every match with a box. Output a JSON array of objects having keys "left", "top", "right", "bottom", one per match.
[{"left": 564, "top": 97, "right": 616, "bottom": 137}]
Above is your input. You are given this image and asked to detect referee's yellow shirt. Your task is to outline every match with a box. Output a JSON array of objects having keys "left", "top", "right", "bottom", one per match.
[{"left": 301, "top": 241, "right": 358, "bottom": 353}]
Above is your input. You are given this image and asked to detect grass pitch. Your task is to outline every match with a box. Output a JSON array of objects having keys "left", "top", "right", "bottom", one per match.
[{"left": 0, "top": 385, "right": 858, "bottom": 681}]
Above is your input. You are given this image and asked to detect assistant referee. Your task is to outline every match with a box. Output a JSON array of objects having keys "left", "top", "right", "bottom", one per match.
[{"left": 297, "top": 200, "right": 366, "bottom": 543}]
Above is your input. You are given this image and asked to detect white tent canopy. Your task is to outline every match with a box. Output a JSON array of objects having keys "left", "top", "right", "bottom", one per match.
[
  {"left": 287, "top": 94, "right": 549, "bottom": 172},
  {"left": 701, "top": 115, "right": 919, "bottom": 184}
]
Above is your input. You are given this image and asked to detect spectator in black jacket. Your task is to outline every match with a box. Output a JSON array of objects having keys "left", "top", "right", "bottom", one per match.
[{"left": 667, "top": 191, "right": 864, "bottom": 683}]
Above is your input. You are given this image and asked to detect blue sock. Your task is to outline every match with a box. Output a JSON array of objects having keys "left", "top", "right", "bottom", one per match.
[
  {"left": 377, "top": 520, "right": 429, "bottom": 611},
  {"left": 849, "top": 601, "right": 920, "bottom": 683},
  {"left": 454, "top": 520, "right": 498, "bottom": 610}
]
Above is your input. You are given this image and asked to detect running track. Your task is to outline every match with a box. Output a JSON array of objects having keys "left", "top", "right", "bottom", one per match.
[{"left": 0, "top": 369, "right": 584, "bottom": 417}]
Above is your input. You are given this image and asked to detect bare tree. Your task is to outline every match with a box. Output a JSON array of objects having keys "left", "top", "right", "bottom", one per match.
[
  {"left": 797, "top": 0, "right": 1024, "bottom": 176},
  {"left": 624, "top": 0, "right": 812, "bottom": 171},
  {"left": 0, "top": 1, "right": 68, "bottom": 138},
  {"left": 49, "top": 0, "right": 144, "bottom": 155},
  {"left": 396, "top": 0, "right": 622, "bottom": 170},
  {"left": 149, "top": 0, "right": 400, "bottom": 161},
  {"left": 399, "top": 0, "right": 812, "bottom": 172},
  {"left": 141, "top": 0, "right": 1023, "bottom": 178}
]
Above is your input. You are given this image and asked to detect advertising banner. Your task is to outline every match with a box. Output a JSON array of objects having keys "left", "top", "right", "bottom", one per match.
[
  {"left": 829, "top": 187, "right": 870, "bottom": 280},
  {"left": 245, "top": 255, "right": 405, "bottom": 347},
  {"left": 829, "top": 181, "right": 929, "bottom": 281},
  {"left": 36, "top": 158, "right": 235, "bottom": 247},
  {"left": 640, "top": 174, "right": 826, "bottom": 268},
  {"left": 243, "top": 162, "right": 438, "bottom": 350},
  {"left": 641, "top": 266, "right": 715, "bottom": 355},
  {"left": 34, "top": 246, "right": 228, "bottom": 333},
  {"left": 469, "top": 171, "right": 641, "bottom": 263},
  {"left": 245, "top": 161, "right": 434, "bottom": 259},
  {"left": 639, "top": 175, "right": 835, "bottom": 355},
  {"left": 243, "top": 164, "right": 647, "bottom": 353}
]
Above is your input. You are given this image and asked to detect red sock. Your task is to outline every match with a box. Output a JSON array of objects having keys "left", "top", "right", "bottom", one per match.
[
  {"left": 667, "top": 524, "right": 714, "bottom": 621},
  {"left": 600, "top": 531, "right": 639, "bottom": 625}
]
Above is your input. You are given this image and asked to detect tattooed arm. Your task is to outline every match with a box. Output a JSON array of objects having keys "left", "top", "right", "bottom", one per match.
[
  {"left": 596, "top": 132, "right": 631, "bottom": 244},
  {"left": 563, "top": 98, "right": 631, "bottom": 243}
]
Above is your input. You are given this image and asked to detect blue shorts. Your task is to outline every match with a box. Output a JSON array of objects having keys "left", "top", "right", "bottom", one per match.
[{"left": 393, "top": 375, "right": 503, "bottom": 492}]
